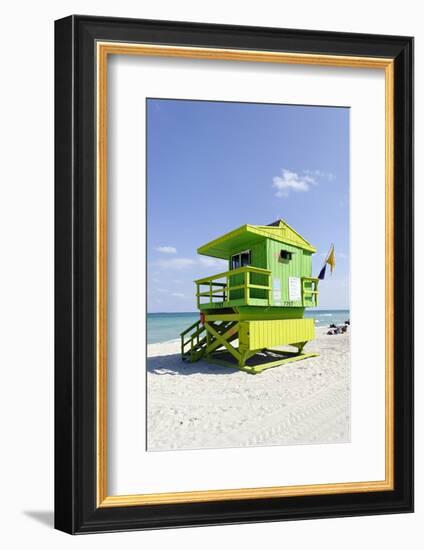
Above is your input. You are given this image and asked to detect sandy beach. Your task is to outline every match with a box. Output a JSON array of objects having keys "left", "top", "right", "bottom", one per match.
[{"left": 147, "top": 327, "right": 350, "bottom": 451}]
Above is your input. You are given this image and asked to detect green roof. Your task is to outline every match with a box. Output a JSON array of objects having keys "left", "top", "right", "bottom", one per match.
[{"left": 197, "top": 220, "right": 316, "bottom": 259}]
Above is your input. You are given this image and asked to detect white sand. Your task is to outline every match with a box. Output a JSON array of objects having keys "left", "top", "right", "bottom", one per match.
[{"left": 147, "top": 327, "right": 350, "bottom": 451}]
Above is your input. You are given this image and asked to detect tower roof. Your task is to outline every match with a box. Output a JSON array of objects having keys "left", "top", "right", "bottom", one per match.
[{"left": 197, "top": 219, "right": 316, "bottom": 259}]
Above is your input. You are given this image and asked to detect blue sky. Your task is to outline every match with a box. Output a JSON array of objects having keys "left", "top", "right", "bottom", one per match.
[{"left": 147, "top": 99, "right": 349, "bottom": 312}]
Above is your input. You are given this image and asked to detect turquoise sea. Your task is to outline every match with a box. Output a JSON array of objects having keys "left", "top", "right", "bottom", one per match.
[{"left": 147, "top": 310, "right": 350, "bottom": 344}]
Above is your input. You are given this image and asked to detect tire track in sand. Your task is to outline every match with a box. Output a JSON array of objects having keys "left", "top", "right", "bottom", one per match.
[{"left": 211, "top": 380, "right": 350, "bottom": 447}]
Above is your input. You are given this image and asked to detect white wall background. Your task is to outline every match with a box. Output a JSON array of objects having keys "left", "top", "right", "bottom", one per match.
[{"left": 0, "top": 1, "right": 420, "bottom": 547}]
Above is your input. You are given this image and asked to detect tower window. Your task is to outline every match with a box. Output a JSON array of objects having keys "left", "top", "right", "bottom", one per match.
[
  {"left": 231, "top": 250, "right": 251, "bottom": 269},
  {"left": 280, "top": 249, "right": 293, "bottom": 261}
]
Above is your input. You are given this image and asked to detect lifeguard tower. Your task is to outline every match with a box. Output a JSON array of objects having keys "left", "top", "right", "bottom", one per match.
[{"left": 180, "top": 220, "right": 319, "bottom": 374}]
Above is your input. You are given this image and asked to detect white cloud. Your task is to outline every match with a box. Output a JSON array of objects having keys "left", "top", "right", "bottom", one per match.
[
  {"left": 198, "top": 257, "right": 226, "bottom": 268},
  {"left": 152, "top": 257, "right": 196, "bottom": 270},
  {"left": 152, "top": 255, "right": 228, "bottom": 271},
  {"left": 272, "top": 169, "right": 317, "bottom": 198},
  {"left": 156, "top": 245, "right": 177, "bottom": 254},
  {"left": 304, "top": 169, "right": 336, "bottom": 181}
]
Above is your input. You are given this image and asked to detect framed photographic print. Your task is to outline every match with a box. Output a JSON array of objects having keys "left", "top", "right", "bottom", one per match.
[{"left": 54, "top": 15, "right": 414, "bottom": 534}]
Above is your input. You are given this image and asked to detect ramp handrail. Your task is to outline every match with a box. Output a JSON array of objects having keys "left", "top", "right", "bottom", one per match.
[
  {"left": 180, "top": 320, "right": 202, "bottom": 338},
  {"left": 180, "top": 319, "right": 208, "bottom": 362}
]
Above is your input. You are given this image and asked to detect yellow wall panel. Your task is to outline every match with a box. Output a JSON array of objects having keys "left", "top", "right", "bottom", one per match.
[{"left": 244, "top": 319, "right": 315, "bottom": 350}]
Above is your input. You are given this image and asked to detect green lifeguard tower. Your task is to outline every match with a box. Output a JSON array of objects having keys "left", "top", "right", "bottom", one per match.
[{"left": 180, "top": 219, "right": 320, "bottom": 374}]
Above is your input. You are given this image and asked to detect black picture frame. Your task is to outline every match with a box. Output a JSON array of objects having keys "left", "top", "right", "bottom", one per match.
[{"left": 55, "top": 15, "right": 413, "bottom": 534}]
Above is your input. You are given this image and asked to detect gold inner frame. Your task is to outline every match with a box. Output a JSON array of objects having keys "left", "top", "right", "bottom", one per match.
[{"left": 96, "top": 42, "right": 395, "bottom": 508}]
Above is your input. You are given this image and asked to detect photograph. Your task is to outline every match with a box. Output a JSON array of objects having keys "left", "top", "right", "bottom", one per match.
[{"left": 146, "top": 98, "right": 351, "bottom": 452}]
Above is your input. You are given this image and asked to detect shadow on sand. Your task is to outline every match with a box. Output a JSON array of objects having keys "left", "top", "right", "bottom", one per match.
[
  {"left": 147, "top": 353, "right": 239, "bottom": 375},
  {"left": 147, "top": 349, "right": 300, "bottom": 375}
]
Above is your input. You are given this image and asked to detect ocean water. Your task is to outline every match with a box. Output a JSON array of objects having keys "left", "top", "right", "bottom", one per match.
[{"left": 147, "top": 310, "right": 350, "bottom": 344}]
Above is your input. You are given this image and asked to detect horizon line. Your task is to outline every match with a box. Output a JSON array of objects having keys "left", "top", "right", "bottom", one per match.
[{"left": 148, "top": 308, "right": 350, "bottom": 314}]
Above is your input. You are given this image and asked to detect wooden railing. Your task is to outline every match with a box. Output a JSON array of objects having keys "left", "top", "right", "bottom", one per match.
[
  {"left": 301, "top": 276, "right": 319, "bottom": 307},
  {"left": 195, "top": 266, "right": 271, "bottom": 308}
]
